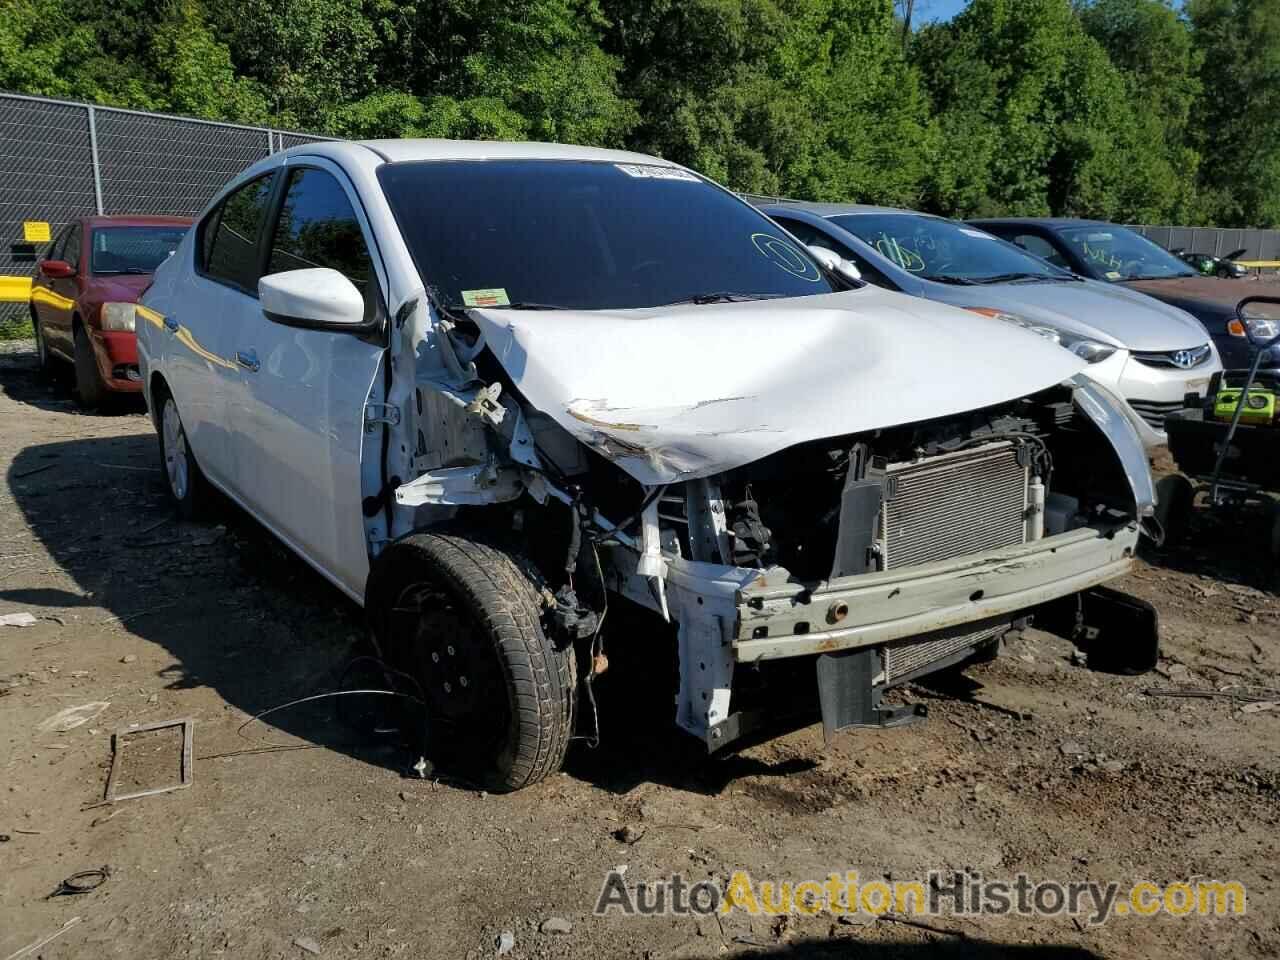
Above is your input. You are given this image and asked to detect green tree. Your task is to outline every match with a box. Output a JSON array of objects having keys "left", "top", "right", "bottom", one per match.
[
  {"left": 1186, "top": 0, "right": 1280, "bottom": 226},
  {"left": 1077, "top": 0, "right": 1205, "bottom": 221},
  {"left": 332, "top": 0, "right": 635, "bottom": 145},
  {"left": 602, "top": 0, "right": 933, "bottom": 201},
  {"left": 916, "top": 0, "right": 1181, "bottom": 221}
]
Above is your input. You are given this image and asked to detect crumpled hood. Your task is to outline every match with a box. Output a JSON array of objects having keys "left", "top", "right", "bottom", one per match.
[
  {"left": 931, "top": 278, "right": 1210, "bottom": 351},
  {"left": 472, "top": 286, "right": 1085, "bottom": 485}
]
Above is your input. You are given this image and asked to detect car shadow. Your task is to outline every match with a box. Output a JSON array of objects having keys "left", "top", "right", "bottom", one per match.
[
  {"left": 0, "top": 345, "right": 145, "bottom": 416},
  {"left": 1140, "top": 495, "right": 1278, "bottom": 596}
]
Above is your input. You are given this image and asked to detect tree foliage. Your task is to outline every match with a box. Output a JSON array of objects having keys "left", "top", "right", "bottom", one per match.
[{"left": 1, "top": 0, "right": 1278, "bottom": 226}]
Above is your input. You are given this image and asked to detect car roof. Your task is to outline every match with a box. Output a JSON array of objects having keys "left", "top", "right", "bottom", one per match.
[
  {"left": 291, "top": 138, "right": 681, "bottom": 168},
  {"left": 80, "top": 215, "right": 193, "bottom": 228},
  {"left": 755, "top": 199, "right": 936, "bottom": 219},
  {"left": 967, "top": 217, "right": 1110, "bottom": 229}
]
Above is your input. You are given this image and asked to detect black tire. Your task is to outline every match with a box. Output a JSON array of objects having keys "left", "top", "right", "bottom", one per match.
[
  {"left": 73, "top": 322, "right": 104, "bottom": 409},
  {"left": 30, "top": 307, "right": 53, "bottom": 376},
  {"left": 1216, "top": 266, "right": 1232, "bottom": 279},
  {"left": 1154, "top": 473, "right": 1196, "bottom": 545},
  {"left": 368, "top": 533, "right": 576, "bottom": 792},
  {"left": 1268, "top": 498, "right": 1280, "bottom": 564},
  {"left": 155, "top": 388, "right": 211, "bottom": 520}
]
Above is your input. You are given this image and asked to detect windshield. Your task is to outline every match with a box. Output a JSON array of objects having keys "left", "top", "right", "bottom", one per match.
[
  {"left": 378, "top": 160, "right": 837, "bottom": 311},
  {"left": 90, "top": 225, "right": 187, "bottom": 275},
  {"left": 830, "top": 214, "right": 1068, "bottom": 284},
  {"left": 1057, "top": 225, "right": 1196, "bottom": 281}
]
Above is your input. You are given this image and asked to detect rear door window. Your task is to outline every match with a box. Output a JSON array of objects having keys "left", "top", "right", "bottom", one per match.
[
  {"left": 203, "top": 174, "right": 275, "bottom": 294},
  {"left": 60, "top": 223, "right": 82, "bottom": 270}
]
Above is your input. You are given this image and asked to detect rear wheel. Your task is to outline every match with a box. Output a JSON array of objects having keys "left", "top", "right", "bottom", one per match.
[
  {"left": 158, "top": 393, "right": 210, "bottom": 519},
  {"left": 73, "top": 323, "right": 104, "bottom": 409},
  {"left": 369, "top": 533, "right": 576, "bottom": 792},
  {"left": 30, "top": 308, "right": 52, "bottom": 375}
]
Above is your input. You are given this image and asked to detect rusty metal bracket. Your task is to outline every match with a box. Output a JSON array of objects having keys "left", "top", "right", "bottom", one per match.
[{"left": 100, "top": 718, "right": 194, "bottom": 805}]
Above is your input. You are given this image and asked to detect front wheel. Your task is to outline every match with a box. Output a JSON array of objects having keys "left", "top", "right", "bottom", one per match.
[
  {"left": 159, "top": 394, "right": 210, "bottom": 519},
  {"left": 368, "top": 533, "right": 576, "bottom": 792}
]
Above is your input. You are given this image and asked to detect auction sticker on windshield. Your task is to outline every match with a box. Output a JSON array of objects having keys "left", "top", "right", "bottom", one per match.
[
  {"left": 615, "top": 164, "right": 700, "bottom": 182},
  {"left": 462, "top": 288, "right": 511, "bottom": 308}
]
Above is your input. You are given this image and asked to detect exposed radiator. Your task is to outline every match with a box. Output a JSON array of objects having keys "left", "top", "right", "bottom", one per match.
[
  {"left": 880, "top": 442, "right": 1029, "bottom": 569},
  {"left": 883, "top": 622, "right": 1007, "bottom": 684}
]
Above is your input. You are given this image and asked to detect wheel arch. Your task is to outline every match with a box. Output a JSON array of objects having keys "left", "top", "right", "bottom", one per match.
[{"left": 148, "top": 370, "right": 172, "bottom": 430}]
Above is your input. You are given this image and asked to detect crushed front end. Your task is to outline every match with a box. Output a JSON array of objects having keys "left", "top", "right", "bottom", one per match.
[
  {"left": 384, "top": 294, "right": 1157, "bottom": 753},
  {"left": 595, "top": 379, "right": 1155, "bottom": 749}
]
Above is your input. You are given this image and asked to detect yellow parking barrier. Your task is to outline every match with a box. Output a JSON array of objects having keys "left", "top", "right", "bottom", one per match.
[
  {"left": 0, "top": 275, "right": 32, "bottom": 303},
  {"left": 1235, "top": 261, "right": 1280, "bottom": 269}
]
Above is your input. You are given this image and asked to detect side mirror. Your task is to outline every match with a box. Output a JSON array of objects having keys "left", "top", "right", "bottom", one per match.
[
  {"left": 39, "top": 259, "right": 75, "bottom": 279},
  {"left": 259, "top": 268, "right": 365, "bottom": 329},
  {"left": 805, "top": 244, "right": 862, "bottom": 283}
]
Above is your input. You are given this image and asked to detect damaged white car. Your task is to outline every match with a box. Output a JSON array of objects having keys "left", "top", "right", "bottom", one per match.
[{"left": 134, "top": 140, "right": 1159, "bottom": 791}]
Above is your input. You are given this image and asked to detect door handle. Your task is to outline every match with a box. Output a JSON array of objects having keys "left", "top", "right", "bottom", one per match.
[
  {"left": 236, "top": 349, "right": 260, "bottom": 373},
  {"left": 163, "top": 315, "right": 179, "bottom": 332}
]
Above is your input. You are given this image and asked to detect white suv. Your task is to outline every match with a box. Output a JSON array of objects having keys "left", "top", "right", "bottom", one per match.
[{"left": 134, "top": 140, "right": 1157, "bottom": 791}]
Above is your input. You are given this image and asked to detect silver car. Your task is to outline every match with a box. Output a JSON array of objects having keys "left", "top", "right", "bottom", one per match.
[{"left": 759, "top": 202, "right": 1222, "bottom": 449}]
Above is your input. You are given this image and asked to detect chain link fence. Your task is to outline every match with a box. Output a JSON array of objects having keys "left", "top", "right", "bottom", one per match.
[{"left": 1, "top": 91, "right": 333, "bottom": 332}]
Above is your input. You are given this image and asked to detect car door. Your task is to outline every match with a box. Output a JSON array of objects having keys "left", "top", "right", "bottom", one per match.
[
  {"left": 168, "top": 172, "right": 278, "bottom": 492},
  {"left": 228, "top": 159, "right": 387, "bottom": 597},
  {"left": 38, "top": 222, "right": 82, "bottom": 357},
  {"left": 31, "top": 225, "right": 69, "bottom": 354}
]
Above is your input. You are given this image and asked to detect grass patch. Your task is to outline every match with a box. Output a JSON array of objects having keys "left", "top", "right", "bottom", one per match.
[{"left": 0, "top": 314, "right": 33, "bottom": 342}]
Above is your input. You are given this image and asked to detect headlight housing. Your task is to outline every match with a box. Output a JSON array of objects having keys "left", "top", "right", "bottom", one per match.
[
  {"left": 100, "top": 302, "right": 137, "bottom": 332},
  {"left": 963, "top": 307, "right": 1118, "bottom": 363},
  {"left": 1060, "top": 336, "right": 1118, "bottom": 363},
  {"left": 963, "top": 307, "right": 1063, "bottom": 344},
  {"left": 1227, "top": 315, "right": 1279, "bottom": 341}
]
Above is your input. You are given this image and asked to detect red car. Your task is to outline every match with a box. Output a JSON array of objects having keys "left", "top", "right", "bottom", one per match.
[{"left": 29, "top": 215, "right": 191, "bottom": 407}]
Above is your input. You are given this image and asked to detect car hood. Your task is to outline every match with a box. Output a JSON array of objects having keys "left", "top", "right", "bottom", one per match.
[
  {"left": 470, "top": 286, "right": 1086, "bottom": 485},
  {"left": 84, "top": 273, "right": 152, "bottom": 303},
  {"left": 1120, "top": 275, "right": 1246, "bottom": 322},
  {"left": 924, "top": 277, "right": 1210, "bottom": 351}
]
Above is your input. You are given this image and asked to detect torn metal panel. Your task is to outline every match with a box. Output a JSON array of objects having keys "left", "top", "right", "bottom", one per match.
[
  {"left": 1070, "top": 375, "right": 1157, "bottom": 516},
  {"left": 469, "top": 288, "right": 1087, "bottom": 485},
  {"left": 395, "top": 461, "right": 523, "bottom": 507}
]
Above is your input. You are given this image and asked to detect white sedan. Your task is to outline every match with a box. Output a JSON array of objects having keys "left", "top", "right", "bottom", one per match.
[{"left": 133, "top": 139, "right": 1157, "bottom": 790}]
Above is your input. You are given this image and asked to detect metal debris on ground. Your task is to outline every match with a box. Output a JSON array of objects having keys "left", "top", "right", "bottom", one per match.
[
  {"left": 292, "top": 935, "right": 322, "bottom": 955},
  {"left": 37, "top": 701, "right": 110, "bottom": 733},
  {"left": 2, "top": 916, "right": 83, "bottom": 960},
  {"left": 45, "top": 866, "right": 110, "bottom": 899},
  {"left": 1239, "top": 700, "right": 1280, "bottom": 714},
  {"left": 0, "top": 612, "right": 37, "bottom": 627},
  {"left": 1144, "top": 687, "right": 1279, "bottom": 704},
  {"left": 495, "top": 931, "right": 515, "bottom": 955},
  {"left": 96, "top": 718, "right": 194, "bottom": 805}
]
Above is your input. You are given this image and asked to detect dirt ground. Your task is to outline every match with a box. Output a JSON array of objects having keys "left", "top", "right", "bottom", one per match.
[{"left": 1, "top": 342, "right": 1277, "bottom": 960}]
